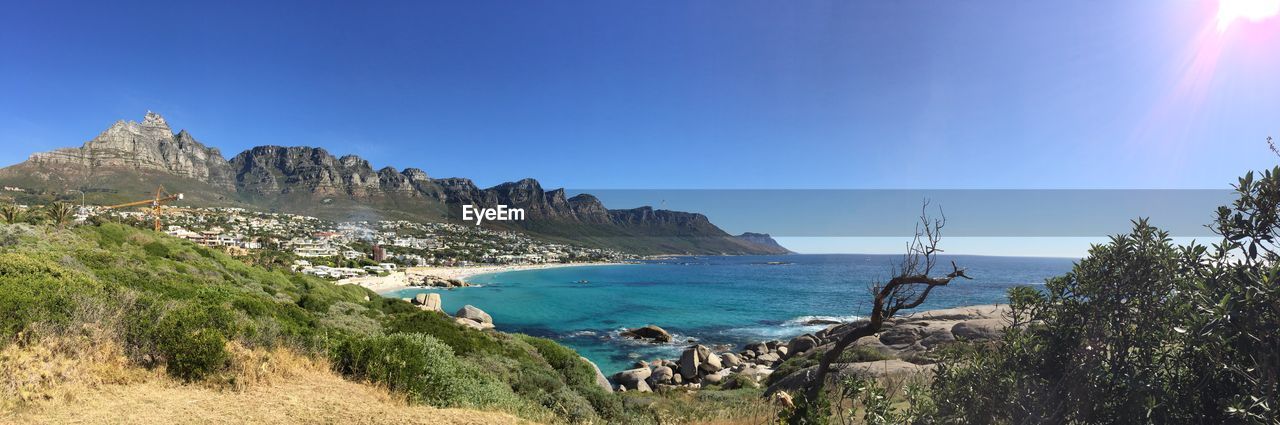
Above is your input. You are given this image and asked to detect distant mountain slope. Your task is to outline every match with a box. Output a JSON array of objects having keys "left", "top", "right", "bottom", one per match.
[
  {"left": 0, "top": 111, "right": 788, "bottom": 255},
  {"left": 735, "top": 233, "right": 793, "bottom": 254}
]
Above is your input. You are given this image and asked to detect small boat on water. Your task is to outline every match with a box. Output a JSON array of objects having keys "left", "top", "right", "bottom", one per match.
[{"left": 576, "top": 279, "right": 590, "bottom": 284}]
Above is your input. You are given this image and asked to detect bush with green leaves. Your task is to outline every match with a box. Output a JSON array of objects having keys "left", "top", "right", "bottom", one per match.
[
  {"left": 333, "top": 333, "right": 525, "bottom": 409},
  {"left": 928, "top": 167, "right": 1280, "bottom": 423},
  {"left": 154, "top": 303, "right": 237, "bottom": 381}
]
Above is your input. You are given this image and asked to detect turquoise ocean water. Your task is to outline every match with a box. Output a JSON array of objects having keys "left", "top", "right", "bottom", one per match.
[{"left": 386, "top": 254, "right": 1074, "bottom": 374}]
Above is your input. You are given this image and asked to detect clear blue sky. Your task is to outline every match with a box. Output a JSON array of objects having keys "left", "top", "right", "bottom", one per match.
[{"left": 3, "top": 1, "right": 1279, "bottom": 255}]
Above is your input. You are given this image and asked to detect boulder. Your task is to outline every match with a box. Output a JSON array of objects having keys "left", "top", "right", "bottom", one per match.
[
  {"left": 764, "top": 360, "right": 933, "bottom": 396},
  {"left": 756, "top": 352, "right": 780, "bottom": 364},
  {"left": 633, "top": 379, "right": 652, "bottom": 393},
  {"left": 679, "top": 347, "right": 702, "bottom": 380},
  {"left": 738, "top": 365, "right": 774, "bottom": 383},
  {"left": 648, "top": 366, "right": 674, "bottom": 386},
  {"left": 951, "top": 319, "right": 1003, "bottom": 340},
  {"left": 696, "top": 346, "right": 723, "bottom": 373},
  {"left": 878, "top": 326, "right": 920, "bottom": 346},
  {"left": 455, "top": 317, "right": 494, "bottom": 330},
  {"left": 746, "top": 342, "right": 768, "bottom": 356},
  {"left": 581, "top": 357, "right": 613, "bottom": 393},
  {"left": 620, "top": 325, "right": 673, "bottom": 343},
  {"left": 413, "top": 293, "right": 442, "bottom": 312},
  {"left": 721, "top": 352, "right": 742, "bottom": 368},
  {"left": 455, "top": 305, "right": 493, "bottom": 325},
  {"left": 776, "top": 346, "right": 790, "bottom": 358},
  {"left": 612, "top": 367, "right": 652, "bottom": 388}
]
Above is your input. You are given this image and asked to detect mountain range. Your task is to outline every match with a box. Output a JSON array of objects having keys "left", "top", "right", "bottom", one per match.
[{"left": 0, "top": 112, "right": 788, "bottom": 255}]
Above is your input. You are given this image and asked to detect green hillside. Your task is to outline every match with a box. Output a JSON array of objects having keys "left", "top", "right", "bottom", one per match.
[
  {"left": 0, "top": 220, "right": 624, "bottom": 422},
  {"left": 0, "top": 218, "right": 778, "bottom": 424}
]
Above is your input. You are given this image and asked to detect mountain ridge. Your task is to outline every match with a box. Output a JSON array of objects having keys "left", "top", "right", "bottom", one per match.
[{"left": 0, "top": 112, "right": 788, "bottom": 255}]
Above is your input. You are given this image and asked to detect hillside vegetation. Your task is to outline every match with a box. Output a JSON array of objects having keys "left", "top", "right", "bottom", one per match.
[
  {"left": 0, "top": 219, "right": 777, "bottom": 424},
  {"left": 0, "top": 221, "right": 627, "bottom": 423}
]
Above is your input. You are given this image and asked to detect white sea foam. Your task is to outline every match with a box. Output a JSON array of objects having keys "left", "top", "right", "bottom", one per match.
[{"left": 783, "top": 315, "right": 864, "bottom": 326}]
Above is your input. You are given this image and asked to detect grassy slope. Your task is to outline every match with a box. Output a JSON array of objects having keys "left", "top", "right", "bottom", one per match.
[
  {"left": 0, "top": 221, "right": 624, "bottom": 423},
  {"left": 1, "top": 334, "right": 531, "bottom": 424}
]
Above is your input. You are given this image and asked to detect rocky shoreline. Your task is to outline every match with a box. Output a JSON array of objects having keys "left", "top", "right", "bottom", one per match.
[{"left": 610, "top": 305, "right": 1010, "bottom": 394}]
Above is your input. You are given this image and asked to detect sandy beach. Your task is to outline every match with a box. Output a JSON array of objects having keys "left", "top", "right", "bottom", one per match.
[{"left": 343, "top": 262, "right": 629, "bottom": 294}]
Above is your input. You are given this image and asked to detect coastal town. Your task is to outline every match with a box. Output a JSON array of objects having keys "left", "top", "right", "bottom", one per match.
[{"left": 2, "top": 199, "right": 630, "bottom": 282}]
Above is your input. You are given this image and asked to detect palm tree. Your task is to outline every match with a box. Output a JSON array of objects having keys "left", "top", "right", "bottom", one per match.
[
  {"left": 46, "top": 202, "right": 76, "bottom": 228},
  {"left": 0, "top": 204, "right": 21, "bottom": 224}
]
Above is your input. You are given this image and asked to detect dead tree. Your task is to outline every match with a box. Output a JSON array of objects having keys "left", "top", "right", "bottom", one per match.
[{"left": 795, "top": 201, "right": 970, "bottom": 421}]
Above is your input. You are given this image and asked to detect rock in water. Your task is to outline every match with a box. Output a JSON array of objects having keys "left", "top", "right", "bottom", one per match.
[
  {"left": 620, "top": 325, "right": 673, "bottom": 343},
  {"left": 455, "top": 305, "right": 493, "bottom": 324},
  {"left": 419, "top": 293, "right": 442, "bottom": 312}
]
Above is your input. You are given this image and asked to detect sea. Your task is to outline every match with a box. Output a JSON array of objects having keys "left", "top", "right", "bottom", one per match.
[{"left": 385, "top": 254, "right": 1075, "bottom": 374}]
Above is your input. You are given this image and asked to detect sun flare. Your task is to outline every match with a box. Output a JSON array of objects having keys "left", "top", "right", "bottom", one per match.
[{"left": 1218, "top": 0, "right": 1280, "bottom": 32}]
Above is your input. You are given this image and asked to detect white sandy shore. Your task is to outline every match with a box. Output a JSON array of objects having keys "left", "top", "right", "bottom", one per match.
[{"left": 347, "top": 262, "right": 629, "bottom": 295}]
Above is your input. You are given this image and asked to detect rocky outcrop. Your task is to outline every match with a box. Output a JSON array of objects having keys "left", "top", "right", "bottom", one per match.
[
  {"left": 612, "top": 305, "right": 1011, "bottom": 395},
  {"left": 583, "top": 357, "right": 613, "bottom": 393},
  {"left": 765, "top": 360, "right": 936, "bottom": 395},
  {"left": 410, "top": 293, "right": 442, "bottom": 312},
  {"left": 762, "top": 305, "right": 1011, "bottom": 395},
  {"left": 620, "top": 325, "right": 672, "bottom": 343},
  {"left": 25, "top": 111, "right": 235, "bottom": 189},
  {"left": 410, "top": 275, "right": 469, "bottom": 288},
  {"left": 446, "top": 305, "right": 495, "bottom": 330},
  {"left": 455, "top": 304, "right": 492, "bottom": 324},
  {"left": 611, "top": 367, "right": 653, "bottom": 392}
]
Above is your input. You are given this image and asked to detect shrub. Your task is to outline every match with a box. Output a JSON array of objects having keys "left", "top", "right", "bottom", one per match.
[
  {"left": 334, "top": 333, "right": 522, "bottom": 408},
  {"left": 926, "top": 167, "right": 1280, "bottom": 423},
  {"left": 383, "top": 310, "right": 506, "bottom": 356},
  {"left": 0, "top": 252, "right": 99, "bottom": 340},
  {"left": 154, "top": 303, "right": 237, "bottom": 381}
]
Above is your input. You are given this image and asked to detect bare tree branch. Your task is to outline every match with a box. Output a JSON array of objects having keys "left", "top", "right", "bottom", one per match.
[{"left": 794, "top": 201, "right": 970, "bottom": 421}]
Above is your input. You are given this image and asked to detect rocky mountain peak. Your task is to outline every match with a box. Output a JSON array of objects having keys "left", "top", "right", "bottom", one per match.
[
  {"left": 24, "top": 111, "right": 234, "bottom": 190},
  {"left": 142, "top": 110, "right": 169, "bottom": 128},
  {"left": 402, "top": 168, "right": 430, "bottom": 181}
]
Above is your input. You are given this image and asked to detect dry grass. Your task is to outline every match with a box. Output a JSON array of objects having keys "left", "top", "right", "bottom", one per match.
[
  {"left": 0, "top": 327, "right": 152, "bottom": 412},
  {"left": 1, "top": 332, "right": 533, "bottom": 425}
]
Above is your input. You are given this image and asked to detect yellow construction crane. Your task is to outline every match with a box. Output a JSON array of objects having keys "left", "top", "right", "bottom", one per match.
[{"left": 104, "top": 186, "right": 185, "bottom": 231}]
